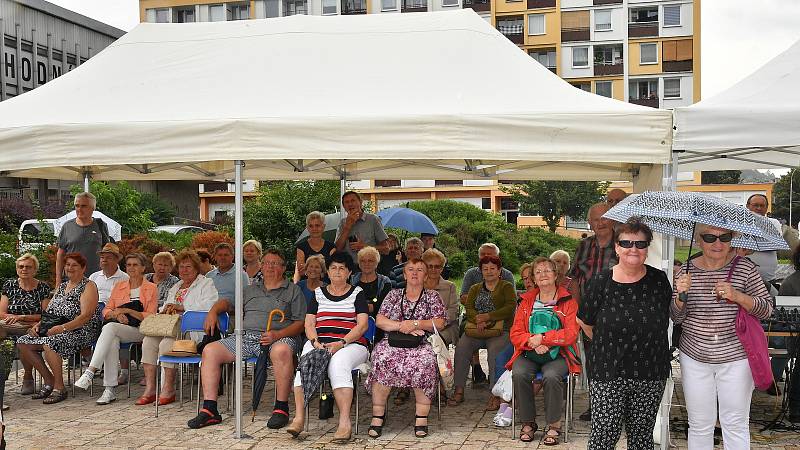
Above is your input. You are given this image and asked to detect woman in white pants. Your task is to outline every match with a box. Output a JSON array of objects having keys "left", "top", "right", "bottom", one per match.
[
  {"left": 287, "top": 252, "right": 369, "bottom": 443},
  {"left": 75, "top": 253, "right": 158, "bottom": 404},
  {"left": 672, "top": 225, "right": 773, "bottom": 449}
]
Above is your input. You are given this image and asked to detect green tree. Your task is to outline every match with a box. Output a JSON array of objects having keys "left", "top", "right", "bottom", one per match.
[
  {"left": 70, "top": 181, "right": 156, "bottom": 236},
  {"left": 502, "top": 181, "right": 608, "bottom": 233},
  {"left": 139, "top": 192, "right": 176, "bottom": 225},
  {"left": 771, "top": 169, "right": 800, "bottom": 226},
  {"left": 701, "top": 170, "right": 741, "bottom": 185}
]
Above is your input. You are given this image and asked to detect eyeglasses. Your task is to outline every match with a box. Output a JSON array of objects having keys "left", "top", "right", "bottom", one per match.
[
  {"left": 17, "top": 264, "right": 35, "bottom": 270},
  {"left": 427, "top": 264, "right": 443, "bottom": 270},
  {"left": 618, "top": 240, "right": 650, "bottom": 249},
  {"left": 534, "top": 269, "right": 554, "bottom": 275},
  {"left": 262, "top": 262, "right": 285, "bottom": 267},
  {"left": 700, "top": 233, "right": 733, "bottom": 244}
]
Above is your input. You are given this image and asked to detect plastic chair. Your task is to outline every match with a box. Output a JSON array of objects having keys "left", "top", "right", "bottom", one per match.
[
  {"left": 155, "top": 311, "right": 229, "bottom": 417},
  {"left": 510, "top": 369, "right": 577, "bottom": 442}
]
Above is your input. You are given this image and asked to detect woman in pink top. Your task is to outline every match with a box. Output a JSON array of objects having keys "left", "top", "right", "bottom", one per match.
[{"left": 74, "top": 253, "right": 157, "bottom": 404}]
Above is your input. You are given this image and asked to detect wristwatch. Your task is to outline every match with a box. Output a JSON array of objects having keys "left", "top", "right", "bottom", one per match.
[
  {"left": 338, "top": 338, "right": 347, "bottom": 345},
  {"left": 61, "top": 325, "right": 68, "bottom": 333},
  {"left": 413, "top": 320, "right": 419, "bottom": 328}
]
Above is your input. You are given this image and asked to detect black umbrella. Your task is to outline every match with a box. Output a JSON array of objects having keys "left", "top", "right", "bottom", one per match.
[
  {"left": 297, "top": 348, "right": 332, "bottom": 405},
  {"left": 251, "top": 309, "right": 285, "bottom": 421}
]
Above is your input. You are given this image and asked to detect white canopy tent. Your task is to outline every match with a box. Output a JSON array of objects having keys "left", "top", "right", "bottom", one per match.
[
  {"left": 0, "top": 9, "right": 674, "bottom": 439},
  {"left": 674, "top": 38, "right": 800, "bottom": 171}
]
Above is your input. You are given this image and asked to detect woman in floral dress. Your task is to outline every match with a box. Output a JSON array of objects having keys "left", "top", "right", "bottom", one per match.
[
  {"left": 17, "top": 252, "right": 100, "bottom": 404},
  {"left": 366, "top": 258, "right": 446, "bottom": 439}
]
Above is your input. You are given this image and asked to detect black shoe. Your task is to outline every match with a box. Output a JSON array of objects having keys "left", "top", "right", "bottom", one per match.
[
  {"left": 472, "top": 365, "right": 487, "bottom": 386},
  {"left": 414, "top": 415, "right": 429, "bottom": 438},
  {"left": 368, "top": 413, "right": 386, "bottom": 439},
  {"left": 579, "top": 408, "right": 591, "bottom": 421},
  {"left": 267, "top": 410, "right": 290, "bottom": 429},
  {"left": 188, "top": 408, "right": 223, "bottom": 429}
]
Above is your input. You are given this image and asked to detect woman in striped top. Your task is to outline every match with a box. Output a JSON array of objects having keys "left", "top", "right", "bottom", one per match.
[
  {"left": 287, "top": 252, "right": 369, "bottom": 443},
  {"left": 672, "top": 224, "right": 772, "bottom": 449}
]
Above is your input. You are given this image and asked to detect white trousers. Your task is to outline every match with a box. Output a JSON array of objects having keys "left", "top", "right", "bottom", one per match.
[
  {"left": 89, "top": 322, "right": 144, "bottom": 387},
  {"left": 293, "top": 340, "right": 369, "bottom": 390},
  {"left": 680, "top": 353, "right": 754, "bottom": 450}
]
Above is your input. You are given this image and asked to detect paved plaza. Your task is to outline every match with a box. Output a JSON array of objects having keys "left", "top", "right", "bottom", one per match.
[{"left": 1, "top": 359, "right": 798, "bottom": 449}]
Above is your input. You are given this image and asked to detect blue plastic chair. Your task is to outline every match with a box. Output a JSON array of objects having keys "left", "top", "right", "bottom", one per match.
[{"left": 155, "top": 311, "right": 229, "bottom": 417}]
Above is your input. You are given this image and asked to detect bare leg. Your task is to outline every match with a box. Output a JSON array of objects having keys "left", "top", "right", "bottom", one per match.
[
  {"left": 161, "top": 367, "right": 177, "bottom": 398},
  {"left": 42, "top": 347, "right": 64, "bottom": 391},
  {"left": 142, "top": 363, "right": 156, "bottom": 397},
  {"left": 369, "top": 383, "right": 391, "bottom": 436},
  {"left": 333, "top": 387, "right": 353, "bottom": 438},
  {"left": 288, "top": 385, "right": 305, "bottom": 430},
  {"left": 270, "top": 344, "right": 294, "bottom": 404},
  {"left": 199, "top": 342, "right": 234, "bottom": 402},
  {"left": 413, "top": 388, "right": 431, "bottom": 437},
  {"left": 18, "top": 344, "right": 52, "bottom": 387}
]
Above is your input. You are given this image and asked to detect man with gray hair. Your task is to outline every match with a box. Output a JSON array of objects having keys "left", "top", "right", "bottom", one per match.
[
  {"left": 55, "top": 192, "right": 113, "bottom": 286},
  {"left": 388, "top": 237, "right": 425, "bottom": 289}
]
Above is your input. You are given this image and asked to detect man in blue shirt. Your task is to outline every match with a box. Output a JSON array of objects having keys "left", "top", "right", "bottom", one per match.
[{"left": 206, "top": 243, "right": 250, "bottom": 309}]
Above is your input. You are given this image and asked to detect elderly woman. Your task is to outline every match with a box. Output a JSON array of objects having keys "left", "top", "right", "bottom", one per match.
[
  {"left": 243, "top": 239, "right": 263, "bottom": 283},
  {"left": 286, "top": 252, "right": 369, "bottom": 443},
  {"left": 145, "top": 251, "right": 180, "bottom": 308},
  {"left": 75, "top": 253, "right": 158, "bottom": 404},
  {"left": 294, "top": 211, "right": 336, "bottom": 282},
  {"left": 296, "top": 254, "right": 327, "bottom": 306},
  {"left": 138, "top": 250, "right": 218, "bottom": 406},
  {"left": 578, "top": 218, "right": 672, "bottom": 450},
  {"left": 450, "top": 255, "right": 515, "bottom": 408},
  {"left": 0, "top": 253, "right": 51, "bottom": 394},
  {"left": 421, "top": 248, "right": 458, "bottom": 346},
  {"left": 17, "top": 253, "right": 100, "bottom": 404},
  {"left": 508, "top": 257, "right": 580, "bottom": 444},
  {"left": 549, "top": 250, "right": 572, "bottom": 289},
  {"left": 351, "top": 246, "right": 392, "bottom": 317},
  {"left": 365, "top": 258, "right": 446, "bottom": 438},
  {"left": 672, "top": 224, "right": 772, "bottom": 449}
]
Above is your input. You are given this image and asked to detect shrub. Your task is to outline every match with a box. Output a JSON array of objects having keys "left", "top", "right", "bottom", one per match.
[
  {"left": 191, "top": 230, "right": 234, "bottom": 253},
  {"left": 0, "top": 198, "right": 65, "bottom": 233}
]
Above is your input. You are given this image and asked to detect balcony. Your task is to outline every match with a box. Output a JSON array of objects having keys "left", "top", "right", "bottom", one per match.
[
  {"left": 594, "top": 45, "right": 624, "bottom": 76},
  {"left": 628, "top": 21, "right": 659, "bottom": 38},
  {"left": 402, "top": 0, "right": 427, "bottom": 12},
  {"left": 593, "top": 0, "right": 621, "bottom": 4},
  {"left": 594, "top": 62, "right": 623, "bottom": 76},
  {"left": 527, "top": 0, "right": 555, "bottom": 8},
  {"left": 629, "top": 96, "right": 659, "bottom": 108},
  {"left": 663, "top": 59, "right": 693, "bottom": 73},
  {"left": 497, "top": 23, "right": 524, "bottom": 44},
  {"left": 561, "top": 27, "right": 589, "bottom": 42},
  {"left": 341, "top": 0, "right": 367, "bottom": 14},
  {"left": 463, "top": 0, "right": 490, "bottom": 11}
]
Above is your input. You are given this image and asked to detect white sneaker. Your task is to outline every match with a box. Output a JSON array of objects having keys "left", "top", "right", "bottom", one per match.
[
  {"left": 75, "top": 373, "right": 93, "bottom": 390},
  {"left": 96, "top": 388, "right": 117, "bottom": 405}
]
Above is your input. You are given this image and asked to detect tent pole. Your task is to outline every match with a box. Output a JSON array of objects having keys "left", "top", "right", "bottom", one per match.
[
  {"left": 340, "top": 173, "right": 346, "bottom": 202},
  {"left": 83, "top": 172, "right": 90, "bottom": 192},
  {"left": 234, "top": 160, "right": 245, "bottom": 439}
]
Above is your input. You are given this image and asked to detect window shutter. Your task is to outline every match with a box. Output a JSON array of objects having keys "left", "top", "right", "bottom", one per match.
[
  {"left": 676, "top": 39, "right": 693, "bottom": 61},
  {"left": 663, "top": 5, "right": 680, "bottom": 26},
  {"left": 562, "top": 11, "right": 589, "bottom": 29},
  {"left": 662, "top": 41, "right": 677, "bottom": 62}
]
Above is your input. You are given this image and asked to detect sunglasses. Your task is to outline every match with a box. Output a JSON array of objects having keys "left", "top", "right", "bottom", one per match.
[
  {"left": 700, "top": 233, "right": 733, "bottom": 244},
  {"left": 618, "top": 240, "right": 650, "bottom": 249}
]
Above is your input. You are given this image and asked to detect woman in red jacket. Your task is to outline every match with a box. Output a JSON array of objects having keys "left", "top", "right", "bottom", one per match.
[{"left": 506, "top": 256, "right": 580, "bottom": 445}]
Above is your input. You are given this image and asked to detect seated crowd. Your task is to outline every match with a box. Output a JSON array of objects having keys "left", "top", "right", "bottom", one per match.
[{"left": 0, "top": 189, "right": 788, "bottom": 449}]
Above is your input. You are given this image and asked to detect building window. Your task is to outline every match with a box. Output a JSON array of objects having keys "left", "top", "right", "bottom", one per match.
[
  {"left": 572, "top": 46, "right": 589, "bottom": 68},
  {"left": 382, "top": 0, "right": 398, "bottom": 9},
  {"left": 594, "top": 44, "right": 622, "bottom": 66},
  {"left": 174, "top": 7, "right": 195, "bottom": 23},
  {"left": 631, "top": 79, "right": 658, "bottom": 100},
  {"left": 230, "top": 4, "right": 250, "bottom": 20},
  {"left": 629, "top": 6, "right": 658, "bottom": 23},
  {"left": 664, "top": 78, "right": 681, "bottom": 98},
  {"left": 442, "top": 0, "right": 459, "bottom": 6},
  {"left": 155, "top": 8, "right": 170, "bottom": 23},
  {"left": 595, "top": 80, "right": 613, "bottom": 98},
  {"left": 497, "top": 16, "right": 524, "bottom": 36},
  {"left": 481, "top": 198, "right": 492, "bottom": 209},
  {"left": 323, "top": 0, "right": 337, "bottom": 14},
  {"left": 284, "top": 0, "right": 308, "bottom": 15},
  {"left": 209, "top": 4, "right": 225, "bottom": 21},
  {"left": 571, "top": 82, "right": 591, "bottom": 92},
  {"left": 640, "top": 42, "right": 657, "bottom": 64},
  {"left": 530, "top": 49, "right": 557, "bottom": 70},
  {"left": 594, "top": 9, "right": 612, "bottom": 31},
  {"left": 663, "top": 5, "right": 681, "bottom": 26},
  {"left": 528, "top": 14, "right": 545, "bottom": 35}
]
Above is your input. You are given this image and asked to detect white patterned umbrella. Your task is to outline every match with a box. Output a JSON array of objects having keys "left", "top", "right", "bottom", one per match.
[{"left": 604, "top": 191, "right": 789, "bottom": 251}]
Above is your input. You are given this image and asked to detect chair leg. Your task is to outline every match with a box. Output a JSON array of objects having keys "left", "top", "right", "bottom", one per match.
[
  {"left": 196, "top": 363, "right": 202, "bottom": 415},
  {"left": 564, "top": 375, "right": 572, "bottom": 443},
  {"left": 511, "top": 380, "right": 515, "bottom": 439},
  {"left": 156, "top": 362, "right": 161, "bottom": 418},
  {"left": 437, "top": 377, "right": 442, "bottom": 422},
  {"left": 354, "top": 372, "right": 359, "bottom": 435},
  {"left": 178, "top": 364, "right": 184, "bottom": 409}
]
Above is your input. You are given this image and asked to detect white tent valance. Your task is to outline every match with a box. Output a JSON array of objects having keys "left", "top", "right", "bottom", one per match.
[
  {"left": 674, "top": 38, "right": 800, "bottom": 171},
  {"left": 0, "top": 10, "right": 671, "bottom": 181}
]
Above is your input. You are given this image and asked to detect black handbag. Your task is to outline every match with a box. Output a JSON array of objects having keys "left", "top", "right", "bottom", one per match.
[
  {"left": 38, "top": 311, "right": 69, "bottom": 337},
  {"left": 387, "top": 289, "right": 424, "bottom": 349},
  {"left": 319, "top": 392, "right": 335, "bottom": 420},
  {"left": 102, "top": 301, "right": 145, "bottom": 328}
]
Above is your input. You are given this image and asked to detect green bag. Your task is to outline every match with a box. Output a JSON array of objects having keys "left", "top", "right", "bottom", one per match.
[{"left": 524, "top": 308, "right": 561, "bottom": 364}]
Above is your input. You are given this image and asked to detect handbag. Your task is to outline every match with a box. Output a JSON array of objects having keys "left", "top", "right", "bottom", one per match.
[
  {"left": 319, "top": 392, "right": 335, "bottom": 420},
  {"left": 139, "top": 313, "right": 181, "bottom": 338},
  {"left": 103, "top": 301, "right": 144, "bottom": 328},
  {"left": 388, "top": 289, "right": 424, "bottom": 348},
  {"left": 727, "top": 256, "right": 772, "bottom": 391},
  {"left": 38, "top": 311, "right": 69, "bottom": 337},
  {"left": 464, "top": 319, "right": 504, "bottom": 339},
  {"left": 429, "top": 321, "right": 454, "bottom": 391}
]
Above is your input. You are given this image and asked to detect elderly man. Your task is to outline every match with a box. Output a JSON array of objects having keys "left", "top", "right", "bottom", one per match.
[
  {"left": 191, "top": 249, "right": 306, "bottom": 430},
  {"left": 388, "top": 237, "right": 424, "bottom": 288},
  {"left": 55, "top": 192, "right": 113, "bottom": 286},
  {"left": 205, "top": 243, "right": 249, "bottom": 311},
  {"left": 605, "top": 188, "right": 628, "bottom": 206},
  {"left": 335, "top": 191, "right": 389, "bottom": 262}
]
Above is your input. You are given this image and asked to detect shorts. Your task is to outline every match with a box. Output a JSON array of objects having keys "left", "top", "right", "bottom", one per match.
[{"left": 218, "top": 330, "right": 301, "bottom": 362}]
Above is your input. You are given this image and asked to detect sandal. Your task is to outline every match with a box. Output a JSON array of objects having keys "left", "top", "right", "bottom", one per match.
[
  {"left": 43, "top": 389, "right": 68, "bottom": 404},
  {"left": 446, "top": 391, "right": 464, "bottom": 407},
  {"left": 31, "top": 384, "right": 53, "bottom": 400},
  {"left": 414, "top": 415, "right": 429, "bottom": 438},
  {"left": 519, "top": 422, "right": 538, "bottom": 442},
  {"left": 543, "top": 426, "right": 561, "bottom": 446},
  {"left": 485, "top": 395, "right": 502, "bottom": 411},
  {"left": 187, "top": 408, "right": 222, "bottom": 429},
  {"left": 368, "top": 413, "right": 386, "bottom": 439}
]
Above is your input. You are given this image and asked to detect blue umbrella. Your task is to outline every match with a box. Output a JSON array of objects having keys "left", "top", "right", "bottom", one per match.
[{"left": 376, "top": 207, "right": 439, "bottom": 235}]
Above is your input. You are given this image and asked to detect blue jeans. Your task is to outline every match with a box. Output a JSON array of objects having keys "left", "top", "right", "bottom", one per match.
[{"left": 494, "top": 343, "right": 515, "bottom": 381}]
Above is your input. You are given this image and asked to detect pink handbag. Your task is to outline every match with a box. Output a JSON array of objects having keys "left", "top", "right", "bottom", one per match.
[{"left": 728, "top": 257, "right": 773, "bottom": 391}]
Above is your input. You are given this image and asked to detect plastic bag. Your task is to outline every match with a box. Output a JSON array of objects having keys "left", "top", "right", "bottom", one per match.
[
  {"left": 429, "top": 321, "right": 454, "bottom": 391},
  {"left": 492, "top": 369, "right": 513, "bottom": 402}
]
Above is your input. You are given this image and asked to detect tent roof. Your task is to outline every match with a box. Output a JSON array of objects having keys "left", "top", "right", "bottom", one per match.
[
  {"left": 0, "top": 10, "right": 672, "bottom": 181},
  {"left": 674, "top": 38, "right": 800, "bottom": 171}
]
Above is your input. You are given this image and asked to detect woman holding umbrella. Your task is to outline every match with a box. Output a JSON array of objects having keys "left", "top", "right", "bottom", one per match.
[{"left": 673, "top": 224, "right": 772, "bottom": 449}]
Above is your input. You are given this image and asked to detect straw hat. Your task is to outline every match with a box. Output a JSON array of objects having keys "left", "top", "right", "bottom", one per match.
[
  {"left": 98, "top": 243, "right": 122, "bottom": 260},
  {"left": 163, "top": 340, "right": 199, "bottom": 357}
]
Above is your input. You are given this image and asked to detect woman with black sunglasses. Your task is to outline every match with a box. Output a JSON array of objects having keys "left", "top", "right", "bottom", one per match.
[
  {"left": 672, "top": 224, "right": 772, "bottom": 449},
  {"left": 577, "top": 217, "right": 672, "bottom": 450}
]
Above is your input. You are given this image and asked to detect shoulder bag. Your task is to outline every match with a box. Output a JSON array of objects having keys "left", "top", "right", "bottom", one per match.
[
  {"left": 388, "top": 289, "right": 424, "bottom": 348},
  {"left": 139, "top": 313, "right": 181, "bottom": 338},
  {"left": 103, "top": 301, "right": 144, "bottom": 328}
]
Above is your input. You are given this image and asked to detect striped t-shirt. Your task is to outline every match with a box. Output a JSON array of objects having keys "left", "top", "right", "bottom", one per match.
[
  {"left": 670, "top": 256, "right": 772, "bottom": 364},
  {"left": 309, "top": 285, "right": 370, "bottom": 348}
]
